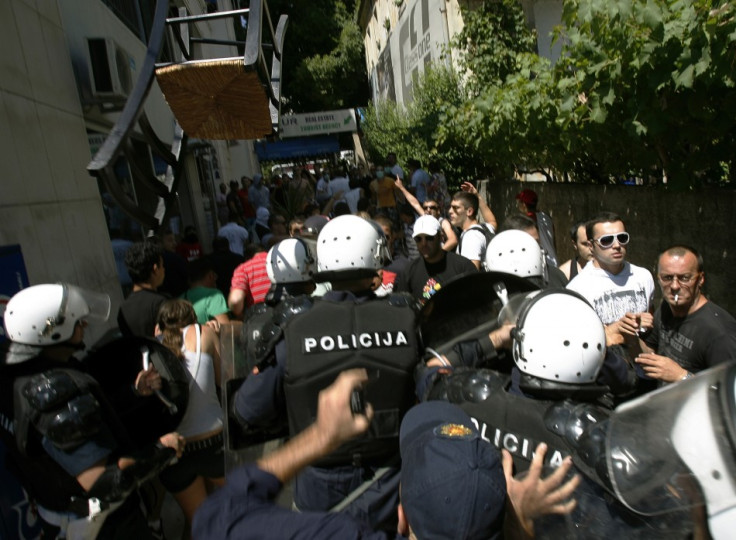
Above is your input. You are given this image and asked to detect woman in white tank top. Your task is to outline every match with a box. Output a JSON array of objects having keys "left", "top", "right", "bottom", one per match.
[{"left": 157, "top": 299, "right": 224, "bottom": 537}]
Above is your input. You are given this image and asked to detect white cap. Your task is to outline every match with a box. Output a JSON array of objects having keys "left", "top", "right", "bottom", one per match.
[{"left": 413, "top": 215, "right": 441, "bottom": 238}]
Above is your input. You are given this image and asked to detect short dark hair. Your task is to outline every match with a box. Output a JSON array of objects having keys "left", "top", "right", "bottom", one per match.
[
  {"left": 244, "top": 242, "right": 266, "bottom": 261},
  {"left": 500, "top": 214, "right": 537, "bottom": 233},
  {"left": 269, "top": 213, "right": 287, "bottom": 228},
  {"left": 398, "top": 203, "right": 416, "bottom": 218},
  {"left": 213, "top": 236, "right": 230, "bottom": 251},
  {"left": 372, "top": 214, "right": 394, "bottom": 233},
  {"left": 125, "top": 241, "right": 163, "bottom": 284},
  {"left": 357, "top": 197, "right": 371, "bottom": 212},
  {"left": 289, "top": 217, "right": 305, "bottom": 229},
  {"left": 569, "top": 219, "right": 587, "bottom": 242},
  {"left": 187, "top": 258, "right": 214, "bottom": 283},
  {"left": 452, "top": 192, "right": 479, "bottom": 218},
  {"left": 659, "top": 245, "right": 704, "bottom": 273},
  {"left": 585, "top": 212, "right": 624, "bottom": 244},
  {"left": 333, "top": 201, "right": 351, "bottom": 216}
]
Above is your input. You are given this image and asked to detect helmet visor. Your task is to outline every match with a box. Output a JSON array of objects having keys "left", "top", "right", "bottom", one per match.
[
  {"left": 606, "top": 362, "right": 736, "bottom": 517},
  {"left": 66, "top": 284, "right": 111, "bottom": 322},
  {"left": 497, "top": 291, "right": 541, "bottom": 325}
]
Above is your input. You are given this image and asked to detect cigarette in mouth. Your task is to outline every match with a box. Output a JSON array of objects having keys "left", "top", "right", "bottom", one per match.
[{"left": 674, "top": 294, "right": 679, "bottom": 305}]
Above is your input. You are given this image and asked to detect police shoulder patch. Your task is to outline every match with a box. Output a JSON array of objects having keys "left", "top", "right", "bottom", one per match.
[{"left": 435, "top": 423, "right": 475, "bottom": 439}]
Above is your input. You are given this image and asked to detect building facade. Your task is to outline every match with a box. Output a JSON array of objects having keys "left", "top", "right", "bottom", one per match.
[
  {"left": 0, "top": 0, "right": 260, "bottom": 344},
  {"left": 357, "top": 0, "right": 564, "bottom": 108}
]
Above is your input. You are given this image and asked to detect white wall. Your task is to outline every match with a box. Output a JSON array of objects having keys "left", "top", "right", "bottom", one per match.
[
  {"left": 58, "top": 0, "right": 176, "bottom": 144},
  {"left": 0, "top": 0, "right": 122, "bottom": 342}
]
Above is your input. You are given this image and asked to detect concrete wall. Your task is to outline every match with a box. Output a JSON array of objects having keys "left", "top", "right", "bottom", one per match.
[
  {"left": 0, "top": 0, "right": 122, "bottom": 343},
  {"left": 483, "top": 181, "right": 736, "bottom": 315}
]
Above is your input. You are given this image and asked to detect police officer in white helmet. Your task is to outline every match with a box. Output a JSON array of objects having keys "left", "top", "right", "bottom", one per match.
[
  {"left": 264, "top": 237, "right": 318, "bottom": 304},
  {"left": 0, "top": 284, "right": 184, "bottom": 539},
  {"left": 232, "top": 215, "right": 421, "bottom": 530},
  {"left": 237, "top": 238, "right": 319, "bottom": 375}
]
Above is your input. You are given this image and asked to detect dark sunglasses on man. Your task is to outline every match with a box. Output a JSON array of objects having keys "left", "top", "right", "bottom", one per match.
[
  {"left": 593, "top": 232, "right": 630, "bottom": 248},
  {"left": 423, "top": 204, "right": 439, "bottom": 212}
]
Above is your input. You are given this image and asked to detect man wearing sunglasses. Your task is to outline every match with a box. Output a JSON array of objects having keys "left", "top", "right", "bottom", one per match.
[
  {"left": 392, "top": 176, "right": 458, "bottom": 252},
  {"left": 395, "top": 215, "right": 477, "bottom": 304},
  {"left": 633, "top": 246, "right": 736, "bottom": 383},
  {"left": 567, "top": 212, "right": 655, "bottom": 340}
]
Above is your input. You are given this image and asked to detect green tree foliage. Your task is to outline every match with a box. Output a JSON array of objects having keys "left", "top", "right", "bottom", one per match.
[
  {"left": 362, "top": 0, "right": 539, "bottom": 184},
  {"left": 444, "top": 0, "right": 736, "bottom": 187},
  {"left": 554, "top": 0, "right": 736, "bottom": 187},
  {"left": 454, "top": 0, "right": 538, "bottom": 93},
  {"left": 268, "top": 0, "right": 370, "bottom": 112},
  {"left": 362, "top": 66, "right": 483, "bottom": 188}
]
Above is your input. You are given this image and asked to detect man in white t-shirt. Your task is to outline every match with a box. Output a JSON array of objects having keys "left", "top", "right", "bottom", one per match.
[
  {"left": 448, "top": 191, "right": 494, "bottom": 270},
  {"left": 328, "top": 167, "right": 351, "bottom": 196},
  {"left": 217, "top": 212, "right": 250, "bottom": 256},
  {"left": 567, "top": 212, "right": 654, "bottom": 343}
]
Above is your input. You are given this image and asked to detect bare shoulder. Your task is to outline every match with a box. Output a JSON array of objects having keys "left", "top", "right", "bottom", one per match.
[
  {"left": 558, "top": 259, "right": 572, "bottom": 280},
  {"left": 200, "top": 324, "right": 220, "bottom": 354}
]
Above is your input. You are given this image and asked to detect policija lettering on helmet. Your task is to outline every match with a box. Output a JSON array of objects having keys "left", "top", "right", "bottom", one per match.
[
  {"left": 0, "top": 284, "right": 184, "bottom": 538},
  {"left": 231, "top": 214, "right": 421, "bottom": 528}
]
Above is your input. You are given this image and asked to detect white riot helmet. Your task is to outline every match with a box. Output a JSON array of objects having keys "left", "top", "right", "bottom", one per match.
[
  {"left": 315, "top": 215, "right": 390, "bottom": 282},
  {"left": 266, "top": 238, "right": 316, "bottom": 284},
  {"left": 485, "top": 230, "right": 543, "bottom": 278},
  {"left": 4, "top": 284, "right": 111, "bottom": 346},
  {"left": 512, "top": 289, "right": 605, "bottom": 383}
]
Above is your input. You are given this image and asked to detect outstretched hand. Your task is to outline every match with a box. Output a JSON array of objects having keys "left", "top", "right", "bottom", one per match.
[
  {"left": 503, "top": 443, "right": 580, "bottom": 537},
  {"left": 460, "top": 181, "right": 478, "bottom": 194},
  {"left": 635, "top": 353, "right": 686, "bottom": 383}
]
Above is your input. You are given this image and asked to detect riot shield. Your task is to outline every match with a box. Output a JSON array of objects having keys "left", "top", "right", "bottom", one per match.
[
  {"left": 532, "top": 471, "right": 693, "bottom": 539},
  {"left": 419, "top": 271, "right": 537, "bottom": 354},
  {"left": 606, "top": 362, "right": 736, "bottom": 539},
  {"left": 83, "top": 333, "right": 188, "bottom": 447},
  {"left": 220, "top": 321, "right": 287, "bottom": 473}
]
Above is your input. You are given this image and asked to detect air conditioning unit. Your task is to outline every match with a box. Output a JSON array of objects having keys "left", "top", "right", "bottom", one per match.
[{"left": 86, "top": 38, "right": 133, "bottom": 101}]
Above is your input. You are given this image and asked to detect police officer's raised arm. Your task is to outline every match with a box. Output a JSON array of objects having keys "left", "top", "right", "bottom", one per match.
[{"left": 257, "top": 369, "right": 372, "bottom": 484}]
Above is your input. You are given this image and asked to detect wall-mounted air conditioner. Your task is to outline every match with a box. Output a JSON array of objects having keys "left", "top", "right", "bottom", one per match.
[{"left": 86, "top": 38, "right": 133, "bottom": 101}]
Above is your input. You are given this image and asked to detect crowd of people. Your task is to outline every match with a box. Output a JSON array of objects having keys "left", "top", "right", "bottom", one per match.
[{"left": 2, "top": 154, "right": 736, "bottom": 539}]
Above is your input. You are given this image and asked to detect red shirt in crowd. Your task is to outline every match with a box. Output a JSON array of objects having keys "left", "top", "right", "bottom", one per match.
[{"left": 230, "top": 251, "right": 270, "bottom": 308}]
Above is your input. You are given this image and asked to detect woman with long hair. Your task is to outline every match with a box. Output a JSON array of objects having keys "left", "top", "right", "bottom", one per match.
[{"left": 156, "top": 299, "right": 224, "bottom": 537}]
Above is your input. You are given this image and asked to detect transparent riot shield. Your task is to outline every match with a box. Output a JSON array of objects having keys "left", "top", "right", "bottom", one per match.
[
  {"left": 606, "top": 361, "right": 736, "bottom": 539},
  {"left": 220, "top": 321, "right": 286, "bottom": 473}
]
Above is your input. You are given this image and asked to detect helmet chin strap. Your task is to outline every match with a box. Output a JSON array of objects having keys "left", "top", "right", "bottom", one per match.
[{"left": 518, "top": 372, "right": 608, "bottom": 401}]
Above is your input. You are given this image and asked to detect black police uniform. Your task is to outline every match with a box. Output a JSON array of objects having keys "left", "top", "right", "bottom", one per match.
[
  {"left": 0, "top": 348, "right": 174, "bottom": 539},
  {"left": 427, "top": 368, "right": 696, "bottom": 537},
  {"left": 426, "top": 368, "right": 611, "bottom": 473},
  {"left": 233, "top": 289, "right": 420, "bottom": 530}
]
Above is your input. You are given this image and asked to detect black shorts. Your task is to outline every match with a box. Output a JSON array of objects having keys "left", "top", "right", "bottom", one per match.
[{"left": 159, "top": 432, "right": 225, "bottom": 493}]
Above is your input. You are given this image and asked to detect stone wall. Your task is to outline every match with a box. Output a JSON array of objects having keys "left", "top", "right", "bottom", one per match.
[{"left": 481, "top": 181, "right": 736, "bottom": 315}]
